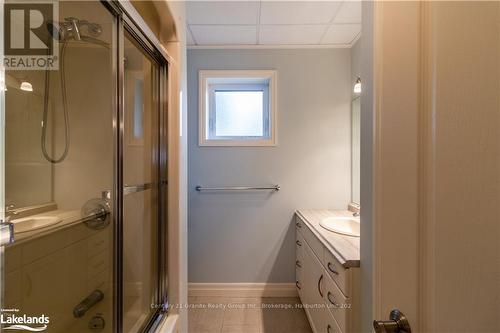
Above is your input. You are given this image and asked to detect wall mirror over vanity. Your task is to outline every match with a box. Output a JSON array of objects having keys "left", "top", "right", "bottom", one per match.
[{"left": 295, "top": 78, "right": 361, "bottom": 333}]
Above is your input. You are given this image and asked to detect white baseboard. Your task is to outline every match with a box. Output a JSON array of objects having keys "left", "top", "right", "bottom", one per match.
[{"left": 188, "top": 283, "right": 298, "bottom": 298}]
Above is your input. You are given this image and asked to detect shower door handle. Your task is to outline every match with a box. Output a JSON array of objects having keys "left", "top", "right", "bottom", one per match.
[
  {"left": 101, "top": 182, "right": 153, "bottom": 200},
  {"left": 0, "top": 220, "right": 15, "bottom": 246},
  {"left": 123, "top": 183, "right": 152, "bottom": 195}
]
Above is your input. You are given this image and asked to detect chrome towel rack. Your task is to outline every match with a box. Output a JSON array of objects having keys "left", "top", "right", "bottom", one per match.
[{"left": 195, "top": 185, "right": 280, "bottom": 192}]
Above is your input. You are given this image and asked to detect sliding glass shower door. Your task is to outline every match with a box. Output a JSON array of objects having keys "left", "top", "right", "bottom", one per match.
[
  {"left": 122, "top": 30, "right": 162, "bottom": 333},
  {"left": 1, "top": 2, "right": 116, "bottom": 332},
  {"left": 0, "top": 1, "right": 168, "bottom": 332}
]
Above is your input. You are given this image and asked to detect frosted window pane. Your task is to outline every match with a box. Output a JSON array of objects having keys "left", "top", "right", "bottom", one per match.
[
  {"left": 215, "top": 91, "right": 264, "bottom": 137},
  {"left": 133, "top": 79, "right": 144, "bottom": 139}
]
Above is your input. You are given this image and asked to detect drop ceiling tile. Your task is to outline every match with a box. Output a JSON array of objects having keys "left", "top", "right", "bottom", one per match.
[
  {"left": 190, "top": 25, "right": 257, "bottom": 45},
  {"left": 333, "top": 1, "right": 362, "bottom": 24},
  {"left": 187, "top": 1, "right": 260, "bottom": 25},
  {"left": 260, "top": 25, "right": 327, "bottom": 45},
  {"left": 321, "top": 24, "right": 360, "bottom": 44},
  {"left": 187, "top": 28, "right": 195, "bottom": 45},
  {"left": 260, "top": 1, "right": 342, "bottom": 24}
]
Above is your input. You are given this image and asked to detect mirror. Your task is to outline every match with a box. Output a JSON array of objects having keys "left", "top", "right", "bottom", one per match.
[
  {"left": 5, "top": 71, "right": 53, "bottom": 208},
  {"left": 351, "top": 96, "right": 360, "bottom": 204}
]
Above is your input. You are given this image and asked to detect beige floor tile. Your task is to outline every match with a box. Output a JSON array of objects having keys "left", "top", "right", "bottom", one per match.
[
  {"left": 189, "top": 307, "right": 225, "bottom": 333},
  {"left": 260, "top": 307, "right": 312, "bottom": 333},
  {"left": 193, "top": 297, "right": 261, "bottom": 305},
  {"left": 188, "top": 297, "right": 311, "bottom": 333},
  {"left": 221, "top": 324, "right": 261, "bottom": 333},
  {"left": 260, "top": 297, "right": 301, "bottom": 305},
  {"left": 223, "top": 307, "right": 261, "bottom": 326}
]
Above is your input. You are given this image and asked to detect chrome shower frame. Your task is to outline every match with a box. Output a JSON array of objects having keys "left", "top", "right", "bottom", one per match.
[{"left": 100, "top": 1, "right": 170, "bottom": 332}]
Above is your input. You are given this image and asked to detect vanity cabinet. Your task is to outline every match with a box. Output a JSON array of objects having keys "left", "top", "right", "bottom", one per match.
[
  {"left": 295, "top": 214, "right": 360, "bottom": 333},
  {"left": 4, "top": 221, "right": 112, "bottom": 333}
]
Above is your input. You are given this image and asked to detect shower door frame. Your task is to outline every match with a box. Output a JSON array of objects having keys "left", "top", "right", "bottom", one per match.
[{"left": 102, "top": 1, "right": 170, "bottom": 332}]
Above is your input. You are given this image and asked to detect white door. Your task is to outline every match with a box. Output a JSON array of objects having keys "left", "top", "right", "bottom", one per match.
[{"left": 365, "top": 2, "right": 500, "bottom": 332}]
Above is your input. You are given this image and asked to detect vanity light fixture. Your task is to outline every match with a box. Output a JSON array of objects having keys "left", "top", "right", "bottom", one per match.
[
  {"left": 20, "top": 81, "right": 33, "bottom": 92},
  {"left": 353, "top": 77, "right": 362, "bottom": 94}
]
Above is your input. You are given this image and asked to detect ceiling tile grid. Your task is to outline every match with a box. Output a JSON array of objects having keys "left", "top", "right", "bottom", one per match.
[{"left": 187, "top": 1, "right": 361, "bottom": 48}]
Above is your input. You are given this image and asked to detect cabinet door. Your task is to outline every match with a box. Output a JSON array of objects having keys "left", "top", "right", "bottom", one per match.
[{"left": 303, "top": 241, "right": 327, "bottom": 333}]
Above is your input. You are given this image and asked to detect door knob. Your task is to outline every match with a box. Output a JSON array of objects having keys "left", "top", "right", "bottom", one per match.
[{"left": 373, "top": 309, "right": 411, "bottom": 333}]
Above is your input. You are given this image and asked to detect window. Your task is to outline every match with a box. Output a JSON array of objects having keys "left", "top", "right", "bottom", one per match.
[{"left": 199, "top": 70, "right": 277, "bottom": 146}]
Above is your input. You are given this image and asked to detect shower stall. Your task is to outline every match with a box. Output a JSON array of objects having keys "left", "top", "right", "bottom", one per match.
[{"left": 0, "top": 1, "right": 169, "bottom": 332}]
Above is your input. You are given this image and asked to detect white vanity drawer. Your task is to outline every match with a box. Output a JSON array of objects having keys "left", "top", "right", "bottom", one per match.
[
  {"left": 296, "top": 231, "right": 305, "bottom": 296},
  {"left": 296, "top": 230, "right": 305, "bottom": 260},
  {"left": 296, "top": 215, "right": 324, "bottom": 265},
  {"left": 87, "top": 231, "right": 109, "bottom": 258},
  {"left": 325, "top": 311, "right": 343, "bottom": 333},
  {"left": 87, "top": 250, "right": 109, "bottom": 280},
  {"left": 324, "top": 249, "right": 349, "bottom": 297},
  {"left": 5, "top": 270, "right": 22, "bottom": 307},
  {"left": 324, "top": 272, "right": 349, "bottom": 333}
]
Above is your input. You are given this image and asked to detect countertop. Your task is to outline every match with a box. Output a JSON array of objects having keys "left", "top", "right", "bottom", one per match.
[
  {"left": 10, "top": 209, "right": 84, "bottom": 244},
  {"left": 296, "top": 209, "right": 360, "bottom": 268}
]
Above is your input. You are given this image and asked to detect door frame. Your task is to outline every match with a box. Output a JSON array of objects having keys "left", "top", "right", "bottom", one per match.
[{"left": 360, "top": 1, "right": 422, "bottom": 331}]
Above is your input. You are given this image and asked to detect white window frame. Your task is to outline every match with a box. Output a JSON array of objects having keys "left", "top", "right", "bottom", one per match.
[{"left": 199, "top": 70, "right": 277, "bottom": 146}]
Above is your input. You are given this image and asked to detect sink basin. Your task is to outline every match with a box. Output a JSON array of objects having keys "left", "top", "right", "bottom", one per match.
[
  {"left": 319, "top": 217, "right": 360, "bottom": 237},
  {"left": 12, "top": 216, "right": 62, "bottom": 234}
]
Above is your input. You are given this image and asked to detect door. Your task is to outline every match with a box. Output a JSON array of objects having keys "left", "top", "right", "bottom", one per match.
[
  {"left": 303, "top": 243, "right": 327, "bottom": 333},
  {"left": 0, "top": 2, "right": 168, "bottom": 332},
  {"left": 365, "top": 2, "right": 500, "bottom": 332},
  {"left": 1, "top": 2, "right": 116, "bottom": 332},
  {"left": 122, "top": 29, "right": 164, "bottom": 333}
]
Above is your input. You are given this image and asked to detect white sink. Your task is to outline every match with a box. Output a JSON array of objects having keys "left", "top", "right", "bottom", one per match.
[
  {"left": 319, "top": 217, "right": 360, "bottom": 237},
  {"left": 12, "top": 216, "right": 62, "bottom": 234}
]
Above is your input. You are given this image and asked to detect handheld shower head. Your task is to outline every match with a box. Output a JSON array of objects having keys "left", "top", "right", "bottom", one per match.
[
  {"left": 46, "top": 17, "right": 103, "bottom": 42},
  {"left": 47, "top": 20, "right": 68, "bottom": 41}
]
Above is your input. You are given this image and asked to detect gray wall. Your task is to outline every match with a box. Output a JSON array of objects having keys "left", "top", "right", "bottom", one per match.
[
  {"left": 188, "top": 49, "right": 352, "bottom": 283},
  {"left": 351, "top": 38, "right": 362, "bottom": 88}
]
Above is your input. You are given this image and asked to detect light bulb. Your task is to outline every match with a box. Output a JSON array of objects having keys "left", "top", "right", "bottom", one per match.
[
  {"left": 20, "top": 81, "right": 33, "bottom": 92},
  {"left": 353, "top": 77, "right": 362, "bottom": 94}
]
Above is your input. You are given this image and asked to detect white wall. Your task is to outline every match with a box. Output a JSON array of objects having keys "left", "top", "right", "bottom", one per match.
[
  {"left": 351, "top": 38, "right": 362, "bottom": 88},
  {"left": 187, "top": 49, "right": 352, "bottom": 283}
]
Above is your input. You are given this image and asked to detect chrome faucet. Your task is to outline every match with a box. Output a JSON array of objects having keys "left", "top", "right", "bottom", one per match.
[
  {"left": 5, "top": 204, "right": 18, "bottom": 221},
  {"left": 73, "top": 290, "right": 104, "bottom": 318}
]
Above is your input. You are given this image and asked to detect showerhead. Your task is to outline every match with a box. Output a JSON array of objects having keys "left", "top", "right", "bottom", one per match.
[
  {"left": 46, "top": 17, "right": 103, "bottom": 42},
  {"left": 47, "top": 20, "right": 67, "bottom": 41}
]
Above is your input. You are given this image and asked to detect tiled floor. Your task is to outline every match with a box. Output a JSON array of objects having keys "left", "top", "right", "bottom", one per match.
[{"left": 188, "top": 297, "right": 312, "bottom": 333}]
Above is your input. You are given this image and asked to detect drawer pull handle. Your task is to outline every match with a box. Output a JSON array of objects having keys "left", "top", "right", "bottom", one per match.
[
  {"left": 327, "top": 262, "right": 339, "bottom": 275},
  {"left": 318, "top": 274, "right": 324, "bottom": 297},
  {"left": 296, "top": 281, "right": 301, "bottom": 290},
  {"left": 296, "top": 221, "right": 302, "bottom": 228},
  {"left": 327, "top": 324, "right": 332, "bottom": 333},
  {"left": 296, "top": 240, "right": 302, "bottom": 247},
  {"left": 295, "top": 260, "right": 302, "bottom": 268},
  {"left": 327, "top": 292, "right": 339, "bottom": 307}
]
